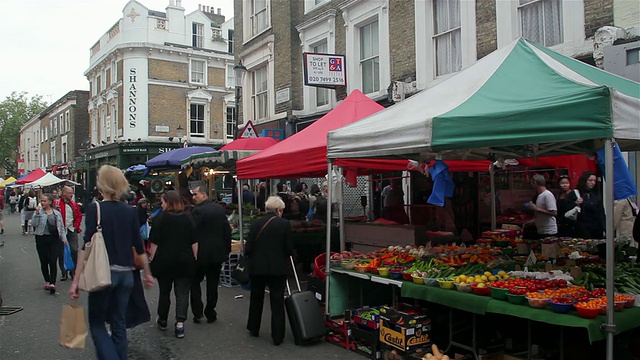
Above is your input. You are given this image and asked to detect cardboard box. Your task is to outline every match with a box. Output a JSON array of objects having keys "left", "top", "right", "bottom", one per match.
[
  {"left": 379, "top": 318, "right": 431, "bottom": 352},
  {"left": 231, "top": 240, "right": 243, "bottom": 253},
  {"left": 379, "top": 304, "right": 429, "bottom": 326},
  {"left": 541, "top": 243, "right": 564, "bottom": 258},
  {"left": 353, "top": 306, "right": 381, "bottom": 329}
]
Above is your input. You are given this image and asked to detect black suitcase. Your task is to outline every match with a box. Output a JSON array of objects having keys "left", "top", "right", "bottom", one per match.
[{"left": 285, "top": 257, "right": 326, "bottom": 345}]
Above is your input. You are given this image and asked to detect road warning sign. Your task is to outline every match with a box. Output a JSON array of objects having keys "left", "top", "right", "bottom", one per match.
[{"left": 238, "top": 120, "right": 258, "bottom": 138}]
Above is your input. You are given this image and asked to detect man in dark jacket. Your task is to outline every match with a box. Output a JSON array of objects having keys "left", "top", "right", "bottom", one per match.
[{"left": 190, "top": 186, "right": 232, "bottom": 323}]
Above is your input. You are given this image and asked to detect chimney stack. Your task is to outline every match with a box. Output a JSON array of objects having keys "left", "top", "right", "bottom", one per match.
[
  {"left": 198, "top": 4, "right": 201, "bottom": 11},
  {"left": 217, "top": 8, "right": 221, "bottom": 14},
  {"left": 206, "top": 6, "right": 210, "bottom": 12}
]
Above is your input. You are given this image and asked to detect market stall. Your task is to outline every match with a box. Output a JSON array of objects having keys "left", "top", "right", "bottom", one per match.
[
  {"left": 14, "top": 168, "right": 46, "bottom": 185},
  {"left": 235, "top": 90, "right": 415, "bottom": 270},
  {"left": 24, "top": 172, "right": 80, "bottom": 188},
  {"left": 326, "top": 38, "right": 640, "bottom": 359}
]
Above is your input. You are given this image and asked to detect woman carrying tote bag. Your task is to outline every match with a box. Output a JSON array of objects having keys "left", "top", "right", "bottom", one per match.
[{"left": 69, "top": 165, "right": 154, "bottom": 360}]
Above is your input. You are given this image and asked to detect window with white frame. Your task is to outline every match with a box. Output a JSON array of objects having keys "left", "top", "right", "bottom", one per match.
[
  {"left": 54, "top": 117, "right": 59, "bottom": 136},
  {"left": 434, "top": 0, "right": 462, "bottom": 76},
  {"left": 190, "top": 59, "right": 206, "bottom": 84},
  {"left": 101, "top": 109, "right": 106, "bottom": 140},
  {"left": 226, "top": 106, "right": 235, "bottom": 138},
  {"left": 45, "top": 127, "right": 48, "bottom": 141},
  {"left": 250, "top": 0, "right": 268, "bottom": 36},
  {"left": 193, "top": 22, "right": 204, "bottom": 48},
  {"left": 252, "top": 66, "right": 268, "bottom": 120},
  {"left": 313, "top": 41, "right": 329, "bottom": 107},
  {"left": 341, "top": 1, "right": 390, "bottom": 96},
  {"left": 60, "top": 115, "right": 65, "bottom": 133},
  {"left": 228, "top": 29, "right": 234, "bottom": 53},
  {"left": 51, "top": 141, "right": 56, "bottom": 164},
  {"left": 304, "top": 0, "right": 329, "bottom": 13},
  {"left": 65, "top": 111, "right": 70, "bottom": 133},
  {"left": 190, "top": 103, "right": 205, "bottom": 137},
  {"left": 227, "top": 64, "right": 235, "bottom": 88},
  {"left": 415, "top": 0, "right": 476, "bottom": 88},
  {"left": 62, "top": 142, "right": 67, "bottom": 163},
  {"left": 519, "top": 0, "right": 563, "bottom": 47},
  {"left": 111, "top": 60, "right": 117, "bottom": 84},
  {"left": 360, "top": 20, "right": 380, "bottom": 94}
]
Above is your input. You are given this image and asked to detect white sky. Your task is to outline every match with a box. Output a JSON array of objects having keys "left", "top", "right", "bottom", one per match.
[{"left": 0, "top": 0, "right": 233, "bottom": 103}]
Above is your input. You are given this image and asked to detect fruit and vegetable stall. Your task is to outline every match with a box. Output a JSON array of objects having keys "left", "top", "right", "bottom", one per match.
[{"left": 321, "top": 239, "right": 640, "bottom": 359}]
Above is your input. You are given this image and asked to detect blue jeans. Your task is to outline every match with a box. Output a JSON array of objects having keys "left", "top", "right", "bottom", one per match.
[{"left": 88, "top": 270, "right": 134, "bottom": 360}]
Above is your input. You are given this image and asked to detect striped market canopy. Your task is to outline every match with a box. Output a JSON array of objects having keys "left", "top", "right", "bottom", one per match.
[{"left": 181, "top": 150, "right": 258, "bottom": 169}]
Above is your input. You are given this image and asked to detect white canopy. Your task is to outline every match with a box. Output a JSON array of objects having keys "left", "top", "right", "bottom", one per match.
[{"left": 26, "top": 173, "right": 80, "bottom": 188}]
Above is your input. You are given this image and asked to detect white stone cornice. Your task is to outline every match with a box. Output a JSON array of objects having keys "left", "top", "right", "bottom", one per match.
[
  {"left": 187, "top": 88, "right": 213, "bottom": 101},
  {"left": 106, "top": 90, "right": 119, "bottom": 102},
  {"left": 296, "top": 9, "right": 338, "bottom": 32}
]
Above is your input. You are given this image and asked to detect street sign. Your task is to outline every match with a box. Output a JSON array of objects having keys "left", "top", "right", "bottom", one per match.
[{"left": 238, "top": 120, "right": 258, "bottom": 138}]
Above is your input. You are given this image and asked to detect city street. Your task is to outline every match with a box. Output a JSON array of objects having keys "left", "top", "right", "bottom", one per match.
[{"left": 0, "top": 212, "right": 360, "bottom": 360}]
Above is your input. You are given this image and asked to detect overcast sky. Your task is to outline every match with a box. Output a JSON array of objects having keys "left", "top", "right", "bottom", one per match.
[{"left": 0, "top": 0, "right": 233, "bottom": 103}]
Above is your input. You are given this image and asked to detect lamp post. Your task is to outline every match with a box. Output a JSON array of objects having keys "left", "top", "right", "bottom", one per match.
[
  {"left": 177, "top": 125, "right": 185, "bottom": 146},
  {"left": 233, "top": 61, "right": 247, "bottom": 140}
]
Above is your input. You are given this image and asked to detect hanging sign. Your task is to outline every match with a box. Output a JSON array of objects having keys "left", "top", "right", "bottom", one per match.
[{"left": 238, "top": 120, "right": 258, "bottom": 139}]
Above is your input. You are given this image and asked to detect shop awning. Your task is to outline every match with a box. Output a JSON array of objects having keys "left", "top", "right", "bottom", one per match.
[
  {"left": 15, "top": 168, "right": 46, "bottom": 185},
  {"left": 327, "top": 38, "right": 640, "bottom": 160},
  {"left": 236, "top": 89, "right": 412, "bottom": 179}
]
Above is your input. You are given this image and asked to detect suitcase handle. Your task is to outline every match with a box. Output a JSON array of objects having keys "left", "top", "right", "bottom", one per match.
[{"left": 286, "top": 256, "right": 302, "bottom": 296}]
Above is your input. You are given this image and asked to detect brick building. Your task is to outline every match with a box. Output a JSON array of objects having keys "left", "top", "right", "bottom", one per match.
[
  {"left": 18, "top": 90, "right": 89, "bottom": 181},
  {"left": 82, "top": 0, "right": 234, "bottom": 186},
  {"left": 233, "top": 0, "right": 638, "bottom": 135}
]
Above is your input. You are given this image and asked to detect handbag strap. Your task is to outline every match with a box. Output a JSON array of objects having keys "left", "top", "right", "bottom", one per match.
[
  {"left": 96, "top": 202, "right": 102, "bottom": 231},
  {"left": 255, "top": 216, "right": 277, "bottom": 241}
]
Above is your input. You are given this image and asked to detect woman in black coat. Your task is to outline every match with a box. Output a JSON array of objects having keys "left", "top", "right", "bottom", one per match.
[
  {"left": 246, "top": 196, "right": 294, "bottom": 346},
  {"left": 575, "top": 171, "right": 606, "bottom": 239},
  {"left": 555, "top": 175, "right": 582, "bottom": 238},
  {"left": 149, "top": 190, "right": 197, "bottom": 339}
]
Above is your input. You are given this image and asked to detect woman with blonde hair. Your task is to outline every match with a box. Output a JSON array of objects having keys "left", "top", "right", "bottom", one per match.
[
  {"left": 31, "top": 193, "right": 67, "bottom": 294},
  {"left": 149, "top": 190, "right": 197, "bottom": 338},
  {"left": 246, "top": 196, "right": 293, "bottom": 346},
  {"left": 69, "top": 165, "right": 154, "bottom": 360}
]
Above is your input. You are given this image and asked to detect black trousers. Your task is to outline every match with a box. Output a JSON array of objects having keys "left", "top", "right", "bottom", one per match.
[
  {"left": 190, "top": 262, "right": 222, "bottom": 320},
  {"left": 35, "top": 235, "right": 61, "bottom": 285},
  {"left": 58, "top": 230, "right": 79, "bottom": 274},
  {"left": 247, "top": 274, "right": 286, "bottom": 343},
  {"left": 156, "top": 277, "right": 191, "bottom": 323}
]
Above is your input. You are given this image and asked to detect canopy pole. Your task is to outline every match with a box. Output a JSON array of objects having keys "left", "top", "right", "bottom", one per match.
[
  {"left": 603, "top": 139, "right": 615, "bottom": 360},
  {"left": 338, "top": 167, "right": 345, "bottom": 253},
  {"left": 237, "top": 179, "right": 245, "bottom": 253},
  {"left": 324, "top": 160, "right": 334, "bottom": 316},
  {"left": 490, "top": 162, "right": 497, "bottom": 230},
  {"left": 368, "top": 175, "right": 374, "bottom": 220}
]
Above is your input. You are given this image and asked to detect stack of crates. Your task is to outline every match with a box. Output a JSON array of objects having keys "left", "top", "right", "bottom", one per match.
[{"left": 220, "top": 252, "right": 241, "bottom": 287}]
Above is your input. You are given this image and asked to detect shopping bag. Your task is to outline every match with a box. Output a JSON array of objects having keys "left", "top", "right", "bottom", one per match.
[
  {"left": 59, "top": 303, "right": 87, "bottom": 349},
  {"left": 231, "top": 255, "right": 250, "bottom": 283},
  {"left": 63, "top": 243, "right": 75, "bottom": 271},
  {"left": 564, "top": 206, "right": 580, "bottom": 221},
  {"left": 79, "top": 204, "right": 111, "bottom": 292},
  {"left": 139, "top": 222, "right": 149, "bottom": 241}
]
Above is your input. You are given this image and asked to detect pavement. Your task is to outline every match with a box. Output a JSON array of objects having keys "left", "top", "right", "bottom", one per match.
[{"left": 0, "top": 212, "right": 361, "bottom": 360}]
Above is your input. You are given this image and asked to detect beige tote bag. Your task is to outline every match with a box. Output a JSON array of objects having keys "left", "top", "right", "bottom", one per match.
[{"left": 79, "top": 203, "right": 112, "bottom": 292}]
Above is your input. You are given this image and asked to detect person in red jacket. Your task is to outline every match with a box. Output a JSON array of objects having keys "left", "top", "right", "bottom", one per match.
[{"left": 58, "top": 186, "right": 83, "bottom": 281}]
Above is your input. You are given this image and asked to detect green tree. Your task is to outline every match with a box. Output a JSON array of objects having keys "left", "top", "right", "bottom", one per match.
[{"left": 0, "top": 92, "right": 48, "bottom": 176}]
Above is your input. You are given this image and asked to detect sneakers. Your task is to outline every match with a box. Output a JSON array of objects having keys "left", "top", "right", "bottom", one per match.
[
  {"left": 48, "top": 284, "right": 56, "bottom": 294},
  {"left": 193, "top": 316, "right": 205, "bottom": 324},
  {"left": 175, "top": 323, "right": 185, "bottom": 339},
  {"left": 61, "top": 272, "right": 68, "bottom": 281},
  {"left": 44, "top": 283, "right": 51, "bottom": 290},
  {"left": 156, "top": 317, "right": 168, "bottom": 331}
]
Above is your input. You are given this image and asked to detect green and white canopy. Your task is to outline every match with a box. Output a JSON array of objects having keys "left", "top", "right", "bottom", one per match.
[
  {"left": 181, "top": 150, "right": 258, "bottom": 169},
  {"left": 327, "top": 38, "right": 640, "bottom": 160}
]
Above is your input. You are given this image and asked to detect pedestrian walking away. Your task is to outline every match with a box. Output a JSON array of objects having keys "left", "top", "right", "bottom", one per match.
[
  {"left": 149, "top": 190, "right": 197, "bottom": 339},
  {"left": 246, "top": 196, "right": 294, "bottom": 346},
  {"left": 69, "top": 165, "right": 154, "bottom": 360},
  {"left": 22, "top": 190, "right": 38, "bottom": 235},
  {"left": 58, "top": 186, "right": 83, "bottom": 281},
  {"left": 31, "top": 193, "right": 68, "bottom": 294},
  {"left": 190, "top": 186, "right": 232, "bottom": 324}
]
